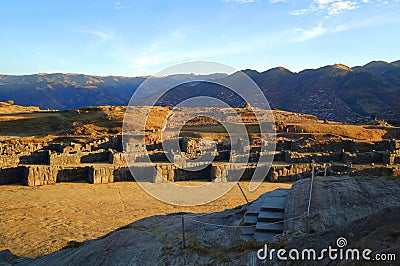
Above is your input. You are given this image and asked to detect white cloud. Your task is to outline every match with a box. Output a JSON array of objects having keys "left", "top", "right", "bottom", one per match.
[
  {"left": 328, "top": 1, "right": 358, "bottom": 15},
  {"left": 290, "top": 6, "right": 318, "bottom": 15},
  {"left": 316, "top": 0, "right": 337, "bottom": 5},
  {"left": 292, "top": 24, "right": 327, "bottom": 42},
  {"left": 290, "top": 0, "right": 399, "bottom": 16},
  {"left": 114, "top": 1, "right": 131, "bottom": 10},
  {"left": 75, "top": 27, "right": 116, "bottom": 43},
  {"left": 291, "top": 0, "right": 360, "bottom": 16}
]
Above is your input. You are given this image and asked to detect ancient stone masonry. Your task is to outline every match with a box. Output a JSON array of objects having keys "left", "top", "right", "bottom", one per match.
[
  {"left": 0, "top": 167, "right": 26, "bottom": 185},
  {"left": 0, "top": 141, "right": 44, "bottom": 167},
  {"left": 88, "top": 165, "right": 115, "bottom": 184},
  {"left": 1, "top": 135, "right": 400, "bottom": 186},
  {"left": 280, "top": 139, "right": 400, "bottom": 165}
]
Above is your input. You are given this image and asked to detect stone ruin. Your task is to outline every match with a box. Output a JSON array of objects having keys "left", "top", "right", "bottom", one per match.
[{"left": 1, "top": 134, "right": 400, "bottom": 187}]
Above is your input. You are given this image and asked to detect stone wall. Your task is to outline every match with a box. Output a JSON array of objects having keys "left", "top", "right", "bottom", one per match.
[
  {"left": 0, "top": 166, "right": 26, "bottom": 185},
  {"left": 284, "top": 151, "right": 333, "bottom": 164},
  {"left": 19, "top": 151, "right": 50, "bottom": 164},
  {"left": 175, "top": 166, "right": 211, "bottom": 181},
  {"left": 80, "top": 151, "right": 110, "bottom": 163},
  {"left": 97, "top": 135, "right": 123, "bottom": 152},
  {"left": 284, "top": 150, "right": 393, "bottom": 165},
  {"left": 0, "top": 141, "right": 44, "bottom": 167},
  {"left": 0, "top": 141, "right": 43, "bottom": 155},
  {"left": 268, "top": 164, "right": 312, "bottom": 182},
  {"left": 109, "top": 152, "right": 127, "bottom": 165},
  {"left": 57, "top": 167, "right": 88, "bottom": 182},
  {"left": 1, "top": 134, "right": 399, "bottom": 187},
  {"left": 88, "top": 165, "right": 115, "bottom": 184},
  {"left": 342, "top": 151, "right": 382, "bottom": 164},
  {"left": 114, "top": 167, "right": 134, "bottom": 182},
  {"left": 0, "top": 154, "right": 21, "bottom": 167},
  {"left": 23, "top": 165, "right": 59, "bottom": 186},
  {"left": 49, "top": 152, "right": 81, "bottom": 166},
  {"left": 278, "top": 139, "right": 397, "bottom": 154}
]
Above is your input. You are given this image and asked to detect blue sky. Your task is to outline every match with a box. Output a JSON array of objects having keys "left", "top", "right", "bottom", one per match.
[{"left": 0, "top": 0, "right": 399, "bottom": 76}]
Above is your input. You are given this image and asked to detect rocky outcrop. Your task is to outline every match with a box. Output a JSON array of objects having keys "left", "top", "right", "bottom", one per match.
[{"left": 284, "top": 176, "right": 400, "bottom": 235}]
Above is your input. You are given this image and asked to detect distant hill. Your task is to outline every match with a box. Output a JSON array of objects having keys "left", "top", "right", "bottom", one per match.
[
  {"left": 0, "top": 60, "right": 399, "bottom": 124},
  {"left": 0, "top": 73, "right": 227, "bottom": 110}
]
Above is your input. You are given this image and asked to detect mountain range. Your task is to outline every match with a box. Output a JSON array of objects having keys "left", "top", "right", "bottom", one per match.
[{"left": 0, "top": 60, "right": 399, "bottom": 124}]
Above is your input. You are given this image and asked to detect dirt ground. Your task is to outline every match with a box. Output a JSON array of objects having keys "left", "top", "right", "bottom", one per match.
[{"left": 0, "top": 181, "right": 291, "bottom": 258}]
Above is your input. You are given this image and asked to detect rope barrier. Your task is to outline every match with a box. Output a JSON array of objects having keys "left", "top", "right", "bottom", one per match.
[
  {"left": 183, "top": 204, "right": 234, "bottom": 218},
  {"left": 184, "top": 214, "right": 307, "bottom": 228}
]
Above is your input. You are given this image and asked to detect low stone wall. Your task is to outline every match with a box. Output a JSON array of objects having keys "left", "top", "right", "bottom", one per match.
[
  {"left": 289, "top": 139, "right": 394, "bottom": 153},
  {"left": 22, "top": 165, "right": 89, "bottom": 186},
  {"left": 285, "top": 151, "right": 333, "bottom": 164},
  {"left": 342, "top": 151, "right": 382, "bottom": 164},
  {"left": 175, "top": 166, "right": 211, "bottom": 181},
  {"left": 0, "top": 166, "right": 26, "bottom": 185},
  {"left": 19, "top": 165, "right": 135, "bottom": 186},
  {"left": 97, "top": 135, "right": 123, "bottom": 152},
  {"left": 0, "top": 154, "right": 21, "bottom": 167},
  {"left": 19, "top": 151, "right": 50, "bottom": 164},
  {"left": 114, "top": 167, "right": 134, "bottom": 182},
  {"left": 268, "top": 163, "right": 312, "bottom": 182},
  {"left": 351, "top": 167, "right": 394, "bottom": 177},
  {"left": 284, "top": 150, "right": 392, "bottom": 165},
  {"left": 80, "top": 151, "right": 110, "bottom": 163},
  {"left": 49, "top": 152, "right": 81, "bottom": 166},
  {"left": 0, "top": 141, "right": 43, "bottom": 155},
  {"left": 109, "top": 152, "right": 127, "bottom": 165},
  {"left": 57, "top": 167, "right": 88, "bottom": 182},
  {"left": 210, "top": 165, "right": 227, "bottom": 182},
  {"left": 88, "top": 165, "right": 115, "bottom": 184},
  {"left": 23, "top": 165, "right": 59, "bottom": 186}
]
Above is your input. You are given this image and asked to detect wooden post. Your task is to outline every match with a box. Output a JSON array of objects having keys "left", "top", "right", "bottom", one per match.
[
  {"left": 181, "top": 214, "right": 186, "bottom": 249},
  {"left": 311, "top": 160, "right": 315, "bottom": 181},
  {"left": 305, "top": 212, "right": 309, "bottom": 234},
  {"left": 237, "top": 182, "right": 249, "bottom": 203}
]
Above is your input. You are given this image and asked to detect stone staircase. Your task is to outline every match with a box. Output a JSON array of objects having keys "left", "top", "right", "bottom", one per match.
[{"left": 240, "top": 188, "right": 289, "bottom": 242}]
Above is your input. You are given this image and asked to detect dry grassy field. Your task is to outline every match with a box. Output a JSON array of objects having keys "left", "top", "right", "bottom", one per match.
[
  {"left": 0, "top": 181, "right": 291, "bottom": 258},
  {"left": 1, "top": 102, "right": 398, "bottom": 141}
]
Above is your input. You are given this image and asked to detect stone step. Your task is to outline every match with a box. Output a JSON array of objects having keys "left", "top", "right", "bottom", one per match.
[
  {"left": 245, "top": 209, "right": 260, "bottom": 216},
  {"left": 241, "top": 226, "right": 255, "bottom": 235},
  {"left": 263, "top": 196, "right": 287, "bottom": 204},
  {"left": 255, "top": 222, "right": 283, "bottom": 234},
  {"left": 253, "top": 232, "right": 279, "bottom": 242},
  {"left": 258, "top": 211, "right": 284, "bottom": 222},
  {"left": 240, "top": 188, "right": 289, "bottom": 242},
  {"left": 262, "top": 201, "right": 286, "bottom": 209},
  {"left": 261, "top": 204, "right": 286, "bottom": 212},
  {"left": 243, "top": 215, "right": 258, "bottom": 225}
]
